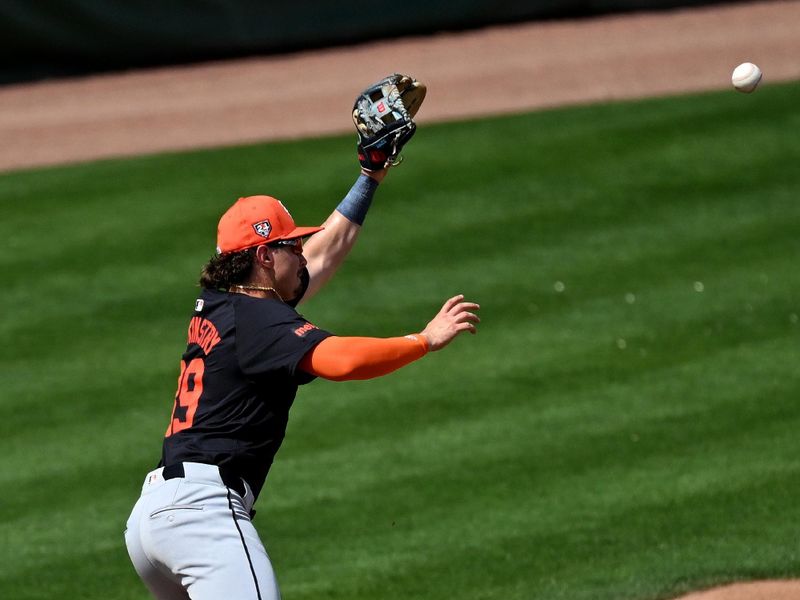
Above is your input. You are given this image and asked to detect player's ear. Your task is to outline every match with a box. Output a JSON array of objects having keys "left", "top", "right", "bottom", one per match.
[{"left": 254, "top": 244, "right": 274, "bottom": 268}]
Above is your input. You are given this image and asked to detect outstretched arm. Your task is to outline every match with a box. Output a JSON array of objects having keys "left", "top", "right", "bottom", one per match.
[
  {"left": 299, "top": 168, "right": 388, "bottom": 304},
  {"left": 299, "top": 295, "right": 480, "bottom": 380}
]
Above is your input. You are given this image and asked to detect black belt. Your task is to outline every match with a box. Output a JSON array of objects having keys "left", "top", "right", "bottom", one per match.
[{"left": 162, "top": 463, "right": 247, "bottom": 498}]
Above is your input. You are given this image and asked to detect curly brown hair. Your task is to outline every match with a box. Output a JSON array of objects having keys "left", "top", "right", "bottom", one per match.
[{"left": 199, "top": 248, "right": 256, "bottom": 290}]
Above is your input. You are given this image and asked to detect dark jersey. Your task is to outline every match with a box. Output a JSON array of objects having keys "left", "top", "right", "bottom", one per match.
[{"left": 160, "top": 288, "right": 332, "bottom": 498}]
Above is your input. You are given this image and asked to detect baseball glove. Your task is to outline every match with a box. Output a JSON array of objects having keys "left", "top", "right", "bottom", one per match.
[{"left": 352, "top": 73, "right": 427, "bottom": 171}]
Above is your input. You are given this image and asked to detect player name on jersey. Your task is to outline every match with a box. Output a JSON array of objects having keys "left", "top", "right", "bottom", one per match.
[{"left": 187, "top": 316, "right": 222, "bottom": 355}]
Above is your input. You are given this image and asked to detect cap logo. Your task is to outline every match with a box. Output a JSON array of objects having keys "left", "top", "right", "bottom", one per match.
[{"left": 253, "top": 219, "right": 272, "bottom": 239}]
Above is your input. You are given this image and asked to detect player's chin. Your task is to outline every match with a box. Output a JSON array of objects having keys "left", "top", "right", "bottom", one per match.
[
  {"left": 286, "top": 266, "right": 310, "bottom": 307},
  {"left": 294, "top": 277, "right": 307, "bottom": 296}
]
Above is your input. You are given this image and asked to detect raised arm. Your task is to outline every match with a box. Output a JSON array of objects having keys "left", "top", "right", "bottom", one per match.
[
  {"left": 299, "top": 167, "right": 388, "bottom": 303},
  {"left": 300, "top": 73, "right": 425, "bottom": 305}
]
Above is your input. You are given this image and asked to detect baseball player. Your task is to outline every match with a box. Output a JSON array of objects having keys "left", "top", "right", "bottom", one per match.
[{"left": 124, "top": 75, "right": 480, "bottom": 600}]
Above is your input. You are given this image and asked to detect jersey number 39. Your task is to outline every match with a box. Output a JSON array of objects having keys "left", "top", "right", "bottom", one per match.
[{"left": 165, "top": 358, "right": 205, "bottom": 437}]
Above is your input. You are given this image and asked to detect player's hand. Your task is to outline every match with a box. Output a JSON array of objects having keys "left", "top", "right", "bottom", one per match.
[
  {"left": 421, "top": 294, "right": 480, "bottom": 351},
  {"left": 353, "top": 74, "right": 426, "bottom": 171}
]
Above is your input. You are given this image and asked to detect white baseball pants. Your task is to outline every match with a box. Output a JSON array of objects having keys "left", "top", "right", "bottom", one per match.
[{"left": 125, "top": 462, "right": 280, "bottom": 600}]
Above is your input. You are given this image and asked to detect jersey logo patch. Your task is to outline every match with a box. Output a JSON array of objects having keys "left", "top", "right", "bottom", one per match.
[
  {"left": 253, "top": 219, "right": 272, "bottom": 239},
  {"left": 195, "top": 299, "right": 204, "bottom": 312},
  {"left": 294, "top": 322, "right": 318, "bottom": 337}
]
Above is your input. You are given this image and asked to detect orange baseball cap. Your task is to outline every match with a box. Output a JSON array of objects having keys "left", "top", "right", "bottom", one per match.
[{"left": 216, "top": 195, "right": 324, "bottom": 254}]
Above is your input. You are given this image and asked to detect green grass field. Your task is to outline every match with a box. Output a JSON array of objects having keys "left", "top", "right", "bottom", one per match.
[{"left": 2, "top": 81, "right": 799, "bottom": 600}]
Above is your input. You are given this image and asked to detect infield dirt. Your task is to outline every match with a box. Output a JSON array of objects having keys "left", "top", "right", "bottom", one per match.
[{"left": 1, "top": 0, "right": 799, "bottom": 173}]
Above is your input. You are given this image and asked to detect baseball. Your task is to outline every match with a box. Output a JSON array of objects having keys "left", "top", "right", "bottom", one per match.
[{"left": 731, "top": 62, "right": 762, "bottom": 93}]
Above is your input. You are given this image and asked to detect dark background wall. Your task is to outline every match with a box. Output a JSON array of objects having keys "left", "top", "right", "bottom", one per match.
[{"left": 0, "top": 1, "right": 746, "bottom": 84}]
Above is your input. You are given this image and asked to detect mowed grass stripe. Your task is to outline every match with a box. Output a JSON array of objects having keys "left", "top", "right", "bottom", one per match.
[
  {"left": 1, "top": 81, "right": 799, "bottom": 599},
  {"left": 6, "top": 345, "right": 797, "bottom": 597}
]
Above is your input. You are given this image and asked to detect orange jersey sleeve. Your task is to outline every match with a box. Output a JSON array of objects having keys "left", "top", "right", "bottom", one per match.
[{"left": 298, "top": 334, "right": 430, "bottom": 381}]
